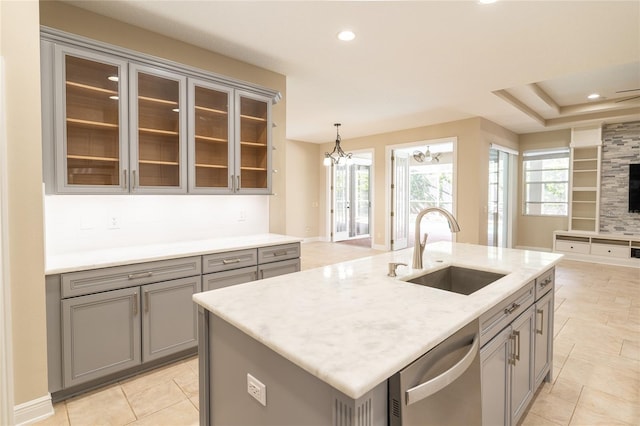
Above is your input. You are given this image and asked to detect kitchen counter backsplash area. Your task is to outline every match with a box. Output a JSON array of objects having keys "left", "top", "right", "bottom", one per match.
[{"left": 44, "top": 194, "right": 269, "bottom": 256}]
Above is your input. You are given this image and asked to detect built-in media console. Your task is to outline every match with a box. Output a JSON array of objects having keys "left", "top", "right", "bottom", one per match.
[{"left": 554, "top": 231, "right": 640, "bottom": 267}]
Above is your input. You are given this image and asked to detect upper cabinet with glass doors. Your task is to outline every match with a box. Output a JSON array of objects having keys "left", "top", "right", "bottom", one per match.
[
  {"left": 130, "top": 64, "right": 187, "bottom": 193},
  {"left": 54, "top": 45, "right": 129, "bottom": 193},
  {"left": 42, "top": 29, "right": 278, "bottom": 195}
]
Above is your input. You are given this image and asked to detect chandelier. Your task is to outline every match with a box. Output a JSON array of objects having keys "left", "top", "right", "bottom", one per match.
[{"left": 323, "top": 123, "right": 353, "bottom": 166}]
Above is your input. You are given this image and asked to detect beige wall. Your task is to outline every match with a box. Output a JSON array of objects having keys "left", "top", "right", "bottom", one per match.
[
  {"left": 285, "top": 140, "right": 321, "bottom": 238},
  {"left": 517, "top": 129, "right": 571, "bottom": 250},
  {"left": 1, "top": 0, "right": 48, "bottom": 405},
  {"left": 316, "top": 117, "right": 518, "bottom": 247},
  {"left": 39, "top": 0, "right": 288, "bottom": 234}
]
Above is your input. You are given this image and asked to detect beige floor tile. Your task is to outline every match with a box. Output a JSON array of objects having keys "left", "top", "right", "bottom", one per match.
[
  {"left": 126, "top": 400, "right": 198, "bottom": 426},
  {"left": 126, "top": 380, "right": 189, "bottom": 419},
  {"left": 173, "top": 367, "right": 199, "bottom": 399},
  {"left": 549, "top": 377, "right": 584, "bottom": 406},
  {"left": 528, "top": 390, "right": 577, "bottom": 426},
  {"left": 621, "top": 339, "right": 640, "bottom": 360},
  {"left": 189, "top": 395, "right": 199, "bottom": 411},
  {"left": 559, "top": 356, "right": 639, "bottom": 403},
  {"left": 520, "top": 411, "right": 564, "bottom": 426},
  {"left": 575, "top": 386, "right": 640, "bottom": 425},
  {"left": 66, "top": 385, "right": 136, "bottom": 426},
  {"left": 33, "top": 402, "right": 69, "bottom": 426},
  {"left": 570, "top": 405, "right": 635, "bottom": 426},
  {"left": 120, "top": 361, "right": 194, "bottom": 398}
]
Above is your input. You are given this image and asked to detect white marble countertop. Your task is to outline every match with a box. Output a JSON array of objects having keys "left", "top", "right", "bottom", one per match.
[
  {"left": 193, "top": 242, "right": 563, "bottom": 400},
  {"left": 46, "top": 233, "right": 302, "bottom": 274}
]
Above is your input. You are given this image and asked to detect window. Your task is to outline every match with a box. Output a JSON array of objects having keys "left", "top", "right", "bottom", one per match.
[{"left": 523, "top": 149, "right": 569, "bottom": 216}]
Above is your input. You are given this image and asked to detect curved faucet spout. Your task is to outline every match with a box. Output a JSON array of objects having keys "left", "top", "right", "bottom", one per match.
[{"left": 412, "top": 207, "right": 461, "bottom": 269}]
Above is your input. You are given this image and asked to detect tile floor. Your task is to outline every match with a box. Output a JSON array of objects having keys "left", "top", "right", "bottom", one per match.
[{"left": 35, "top": 242, "right": 639, "bottom": 426}]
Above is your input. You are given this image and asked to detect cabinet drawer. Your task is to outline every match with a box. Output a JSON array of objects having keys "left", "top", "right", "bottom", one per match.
[
  {"left": 258, "top": 243, "right": 300, "bottom": 264},
  {"left": 555, "top": 240, "right": 590, "bottom": 254},
  {"left": 535, "top": 268, "right": 554, "bottom": 299},
  {"left": 203, "top": 266, "right": 258, "bottom": 291},
  {"left": 590, "top": 244, "right": 629, "bottom": 258},
  {"left": 479, "top": 281, "right": 534, "bottom": 347},
  {"left": 258, "top": 258, "right": 301, "bottom": 280},
  {"left": 61, "top": 256, "right": 202, "bottom": 298},
  {"left": 202, "top": 249, "right": 257, "bottom": 274}
]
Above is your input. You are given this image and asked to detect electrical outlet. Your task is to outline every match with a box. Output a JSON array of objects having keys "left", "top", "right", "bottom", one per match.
[
  {"left": 247, "top": 373, "right": 266, "bottom": 406},
  {"left": 238, "top": 210, "right": 246, "bottom": 222},
  {"left": 108, "top": 216, "right": 120, "bottom": 229}
]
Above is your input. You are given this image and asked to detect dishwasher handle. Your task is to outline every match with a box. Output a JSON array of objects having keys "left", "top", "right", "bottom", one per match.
[{"left": 405, "top": 335, "right": 479, "bottom": 406}]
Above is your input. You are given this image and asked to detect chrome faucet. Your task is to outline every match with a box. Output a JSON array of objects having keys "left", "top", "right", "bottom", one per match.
[{"left": 412, "top": 207, "right": 461, "bottom": 269}]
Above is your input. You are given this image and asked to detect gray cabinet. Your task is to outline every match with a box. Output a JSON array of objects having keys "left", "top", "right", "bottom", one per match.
[
  {"left": 534, "top": 290, "right": 553, "bottom": 386},
  {"left": 480, "top": 267, "right": 554, "bottom": 426},
  {"left": 62, "top": 286, "right": 141, "bottom": 388},
  {"left": 259, "top": 258, "right": 300, "bottom": 279},
  {"left": 142, "top": 276, "right": 201, "bottom": 362},
  {"left": 480, "top": 306, "right": 535, "bottom": 426},
  {"left": 203, "top": 266, "right": 258, "bottom": 291},
  {"left": 41, "top": 28, "right": 279, "bottom": 195}
]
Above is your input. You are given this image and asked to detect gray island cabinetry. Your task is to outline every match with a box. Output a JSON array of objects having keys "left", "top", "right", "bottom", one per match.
[
  {"left": 194, "top": 242, "right": 561, "bottom": 426},
  {"left": 45, "top": 238, "right": 300, "bottom": 401}
]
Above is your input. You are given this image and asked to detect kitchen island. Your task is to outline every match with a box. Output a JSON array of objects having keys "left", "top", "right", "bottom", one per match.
[{"left": 193, "top": 242, "right": 562, "bottom": 425}]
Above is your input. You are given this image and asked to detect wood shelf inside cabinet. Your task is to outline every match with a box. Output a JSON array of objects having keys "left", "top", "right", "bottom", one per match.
[
  {"left": 241, "top": 166, "right": 267, "bottom": 171},
  {"left": 195, "top": 135, "right": 227, "bottom": 144},
  {"left": 67, "top": 118, "right": 118, "bottom": 129},
  {"left": 572, "top": 216, "right": 596, "bottom": 221},
  {"left": 66, "top": 81, "right": 118, "bottom": 96},
  {"left": 572, "top": 201, "right": 597, "bottom": 204},
  {"left": 139, "top": 127, "right": 179, "bottom": 136},
  {"left": 240, "top": 114, "right": 267, "bottom": 122},
  {"left": 240, "top": 141, "right": 267, "bottom": 147},
  {"left": 139, "top": 159, "right": 179, "bottom": 166},
  {"left": 573, "top": 187, "right": 597, "bottom": 191},
  {"left": 195, "top": 163, "right": 228, "bottom": 169},
  {"left": 573, "top": 169, "right": 597, "bottom": 173},
  {"left": 67, "top": 154, "right": 119, "bottom": 162},
  {"left": 138, "top": 95, "right": 178, "bottom": 107},
  {"left": 195, "top": 105, "right": 227, "bottom": 115}
]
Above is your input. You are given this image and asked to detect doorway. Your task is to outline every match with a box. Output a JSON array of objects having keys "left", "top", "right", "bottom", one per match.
[
  {"left": 332, "top": 154, "right": 372, "bottom": 244},
  {"left": 390, "top": 140, "right": 456, "bottom": 250},
  {"left": 488, "top": 145, "right": 517, "bottom": 248}
]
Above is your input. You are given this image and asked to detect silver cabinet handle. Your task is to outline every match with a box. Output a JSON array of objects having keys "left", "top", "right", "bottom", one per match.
[
  {"left": 540, "top": 278, "right": 552, "bottom": 288},
  {"left": 536, "top": 309, "right": 544, "bottom": 335},
  {"left": 405, "top": 335, "right": 479, "bottom": 406},
  {"left": 132, "top": 170, "right": 137, "bottom": 188},
  {"left": 123, "top": 169, "right": 128, "bottom": 188},
  {"left": 504, "top": 302, "right": 520, "bottom": 315},
  {"left": 513, "top": 330, "right": 521, "bottom": 362},
  {"left": 133, "top": 292, "right": 138, "bottom": 316},
  {"left": 230, "top": 174, "right": 235, "bottom": 192},
  {"left": 508, "top": 333, "right": 516, "bottom": 365},
  {"left": 260, "top": 269, "right": 264, "bottom": 279},
  {"left": 273, "top": 250, "right": 288, "bottom": 257},
  {"left": 222, "top": 258, "right": 241, "bottom": 265},
  {"left": 144, "top": 292, "right": 149, "bottom": 313},
  {"left": 236, "top": 175, "right": 240, "bottom": 191},
  {"left": 128, "top": 271, "right": 153, "bottom": 280}
]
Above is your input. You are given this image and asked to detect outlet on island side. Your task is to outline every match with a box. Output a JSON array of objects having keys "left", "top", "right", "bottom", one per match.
[{"left": 247, "top": 373, "right": 266, "bottom": 406}]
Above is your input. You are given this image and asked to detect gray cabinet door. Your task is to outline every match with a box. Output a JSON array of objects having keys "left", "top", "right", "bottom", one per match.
[
  {"left": 203, "top": 266, "right": 258, "bottom": 292},
  {"left": 258, "top": 258, "right": 300, "bottom": 280},
  {"left": 142, "top": 276, "right": 202, "bottom": 362},
  {"left": 62, "top": 287, "right": 141, "bottom": 388},
  {"left": 510, "top": 306, "right": 535, "bottom": 425},
  {"left": 480, "top": 327, "right": 511, "bottom": 426},
  {"left": 534, "top": 291, "right": 554, "bottom": 386}
]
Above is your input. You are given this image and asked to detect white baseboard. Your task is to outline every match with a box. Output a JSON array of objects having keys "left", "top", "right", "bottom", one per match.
[{"left": 14, "top": 394, "right": 53, "bottom": 426}]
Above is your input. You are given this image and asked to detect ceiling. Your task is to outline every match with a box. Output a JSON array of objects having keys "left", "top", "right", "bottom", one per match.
[{"left": 63, "top": 0, "right": 640, "bottom": 143}]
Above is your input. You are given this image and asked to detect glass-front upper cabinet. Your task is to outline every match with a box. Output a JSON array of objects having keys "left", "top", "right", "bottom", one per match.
[
  {"left": 130, "top": 64, "right": 187, "bottom": 193},
  {"left": 188, "top": 79, "right": 234, "bottom": 193},
  {"left": 235, "top": 91, "right": 272, "bottom": 194},
  {"left": 54, "top": 45, "right": 129, "bottom": 193}
]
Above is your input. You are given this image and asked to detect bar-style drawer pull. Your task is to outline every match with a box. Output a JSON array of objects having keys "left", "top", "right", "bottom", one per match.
[
  {"left": 273, "top": 250, "right": 288, "bottom": 256},
  {"left": 536, "top": 309, "right": 544, "bottom": 335},
  {"left": 540, "top": 278, "right": 552, "bottom": 287},
  {"left": 128, "top": 271, "right": 153, "bottom": 280},
  {"left": 504, "top": 302, "right": 520, "bottom": 315},
  {"left": 222, "top": 258, "right": 241, "bottom": 265}
]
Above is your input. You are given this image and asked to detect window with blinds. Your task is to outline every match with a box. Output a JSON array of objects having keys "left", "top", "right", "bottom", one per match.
[{"left": 523, "top": 148, "right": 570, "bottom": 216}]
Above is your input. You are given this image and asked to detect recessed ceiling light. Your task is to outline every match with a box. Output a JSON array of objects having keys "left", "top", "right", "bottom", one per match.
[
  {"left": 479, "top": 0, "right": 498, "bottom": 4},
  {"left": 587, "top": 93, "right": 601, "bottom": 100},
  {"left": 337, "top": 30, "right": 356, "bottom": 42}
]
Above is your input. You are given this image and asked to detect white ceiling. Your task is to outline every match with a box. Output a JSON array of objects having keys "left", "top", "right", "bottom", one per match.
[{"left": 63, "top": 0, "right": 640, "bottom": 143}]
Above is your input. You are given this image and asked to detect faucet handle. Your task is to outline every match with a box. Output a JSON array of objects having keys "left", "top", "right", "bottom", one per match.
[{"left": 387, "top": 262, "right": 408, "bottom": 277}]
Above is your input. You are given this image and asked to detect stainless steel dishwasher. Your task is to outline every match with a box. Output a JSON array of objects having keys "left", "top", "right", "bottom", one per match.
[{"left": 388, "top": 319, "right": 482, "bottom": 426}]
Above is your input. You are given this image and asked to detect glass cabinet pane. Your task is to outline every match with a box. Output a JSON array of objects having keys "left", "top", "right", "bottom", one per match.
[
  {"left": 238, "top": 95, "right": 269, "bottom": 190},
  {"left": 193, "top": 85, "right": 230, "bottom": 189},
  {"left": 136, "top": 72, "right": 181, "bottom": 188},
  {"left": 64, "top": 54, "right": 122, "bottom": 186}
]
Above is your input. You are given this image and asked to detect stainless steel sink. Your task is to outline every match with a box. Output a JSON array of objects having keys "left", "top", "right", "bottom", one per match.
[{"left": 405, "top": 266, "right": 505, "bottom": 295}]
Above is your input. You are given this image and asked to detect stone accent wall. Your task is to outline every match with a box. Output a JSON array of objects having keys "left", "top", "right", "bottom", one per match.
[{"left": 600, "top": 121, "right": 640, "bottom": 235}]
